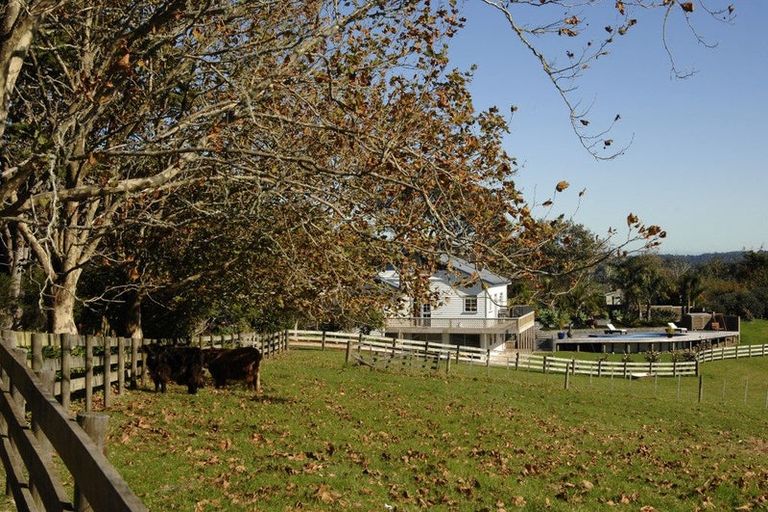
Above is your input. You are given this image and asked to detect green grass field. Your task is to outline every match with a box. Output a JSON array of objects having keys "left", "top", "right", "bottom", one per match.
[
  {"left": 100, "top": 343, "right": 768, "bottom": 511},
  {"left": 0, "top": 321, "right": 765, "bottom": 511},
  {"left": 742, "top": 319, "right": 768, "bottom": 345}
]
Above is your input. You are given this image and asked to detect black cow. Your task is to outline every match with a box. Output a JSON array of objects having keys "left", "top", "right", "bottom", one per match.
[
  {"left": 143, "top": 344, "right": 205, "bottom": 394},
  {"left": 204, "top": 347, "right": 262, "bottom": 393}
]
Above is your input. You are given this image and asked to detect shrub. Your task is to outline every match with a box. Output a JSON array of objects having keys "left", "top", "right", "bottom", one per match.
[
  {"left": 681, "top": 349, "right": 697, "bottom": 362},
  {"left": 644, "top": 350, "right": 661, "bottom": 363},
  {"left": 649, "top": 309, "right": 679, "bottom": 325}
]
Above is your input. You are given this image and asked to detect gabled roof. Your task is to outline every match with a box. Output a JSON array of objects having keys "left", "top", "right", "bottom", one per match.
[
  {"left": 377, "top": 269, "right": 401, "bottom": 289},
  {"left": 440, "top": 255, "right": 510, "bottom": 286},
  {"left": 377, "top": 255, "right": 510, "bottom": 289}
]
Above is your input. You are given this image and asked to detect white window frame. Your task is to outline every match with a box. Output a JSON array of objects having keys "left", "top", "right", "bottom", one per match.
[{"left": 463, "top": 296, "right": 478, "bottom": 313}]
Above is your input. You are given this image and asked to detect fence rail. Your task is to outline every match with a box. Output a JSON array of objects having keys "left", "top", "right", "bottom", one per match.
[
  {"left": 0, "top": 332, "right": 147, "bottom": 512},
  {"left": 289, "top": 330, "right": 767, "bottom": 378}
]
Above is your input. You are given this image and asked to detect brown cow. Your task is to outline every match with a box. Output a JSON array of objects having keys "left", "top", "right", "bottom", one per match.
[
  {"left": 144, "top": 344, "right": 205, "bottom": 394},
  {"left": 204, "top": 347, "right": 262, "bottom": 393}
]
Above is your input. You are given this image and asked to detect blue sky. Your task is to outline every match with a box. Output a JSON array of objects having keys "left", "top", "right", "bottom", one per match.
[{"left": 449, "top": 1, "right": 767, "bottom": 254}]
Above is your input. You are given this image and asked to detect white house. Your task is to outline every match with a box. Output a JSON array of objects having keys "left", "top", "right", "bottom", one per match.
[{"left": 379, "top": 256, "right": 536, "bottom": 350}]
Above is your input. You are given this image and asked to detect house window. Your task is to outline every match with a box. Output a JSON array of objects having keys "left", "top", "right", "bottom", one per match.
[{"left": 464, "top": 296, "right": 478, "bottom": 313}]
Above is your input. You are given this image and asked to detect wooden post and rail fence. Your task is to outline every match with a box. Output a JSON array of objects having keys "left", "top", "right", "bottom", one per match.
[
  {"left": 290, "top": 329, "right": 768, "bottom": 379},
  {"left": 0, "top": 329, "right": 290, "bottom": 511}
]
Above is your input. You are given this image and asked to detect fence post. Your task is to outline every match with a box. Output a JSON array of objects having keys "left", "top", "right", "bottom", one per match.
[
  {"left": 345, "top": 337, "right": 352, "bottom": 365},
  {"left": 321, "top": 331, "right": 326, "bottom": 351},
  {"left": 445, "top": 353, "right": 451, "bottom": 374},
  {"left": 695, "top": 359, "right": 699, "bottom": 377},
  {"left": 357, "top": 332, "right": 363, "bottom": 354},
  {"left": 543, "top": 355, "right": 548, "bottom": 374},
  {"left": 597, "top": 359, "right": 603, "bottom": 378},
  {"left": 455, "top": 345, "right": 460, "bottom": 365},
  {"left": 31, "top": 333, "right": 45, "bottom": 372},
  {"left": 623, "top": 360, "right": 628, "bottom": 379},
  {"left": 571, "top": 358, "right": 576, "bottom": 376},
  {"left": 61, "top": 334, "right": 73, "bottom": 412},
  {"left": 673, "top": 360, "right": 677, "bottom": 378},
  {"left": 140, "top": 338, "right": 146, "bottom": 387},
  {"left": 117, "top": 337, "right": 126, "bottom": 394},
  {"left": 485, "top": 349, "right": 491, "bottom": 368},
  {"left": 285, "top": 329, "right": 290, "bottom": 351},
  {"left": 391, "top": 337, "right": 397, "bottom": 357},
  {"left": 698, "top": 375, "right": 704, "bottom": 403},
  {"left": 515, "top": 352, "right": 520, "bottom": 371},
  {"left": 102, "top": 336, "right": 111, "bottom": 409},
  {"left": 85, "top": 335, "right": 94, "bottom": 412},
  {"left": 74, "top": 412, "right": 109, "bottom": 512},
  {"left": 564, "top": 367, "right": 570, "bottom": 390},
  {"left": 130, "top": 337, "right": 139, "bottom": 390}
]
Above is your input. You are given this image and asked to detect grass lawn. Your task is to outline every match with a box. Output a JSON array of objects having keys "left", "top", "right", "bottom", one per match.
[
  {"left": 97, "top": 348, "right": 768, "bottom": 511},
  {"left": 741, "top": 319, "right": 768, "bottom": 345}
]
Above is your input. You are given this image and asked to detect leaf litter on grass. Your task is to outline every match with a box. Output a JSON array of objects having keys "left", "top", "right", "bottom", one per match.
[{"left": 100, "top": 350, "right": 768, "bottom": 511}]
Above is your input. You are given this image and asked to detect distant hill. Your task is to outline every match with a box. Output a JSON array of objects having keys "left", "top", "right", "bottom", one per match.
[{"left": 659, "top": 251, "right": 762, "bottom": 267}]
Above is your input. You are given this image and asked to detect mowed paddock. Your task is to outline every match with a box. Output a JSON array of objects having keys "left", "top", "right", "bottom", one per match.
[{"left": 102, "top": 344, "right": 768, "bottom": 511}]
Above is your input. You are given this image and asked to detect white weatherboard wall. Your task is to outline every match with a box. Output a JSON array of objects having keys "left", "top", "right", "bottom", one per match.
[{"left": 420, "top": 272, "right": 507, "bottom": 320}]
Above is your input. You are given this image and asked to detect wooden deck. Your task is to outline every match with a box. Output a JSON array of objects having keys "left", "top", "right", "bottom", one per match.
[{"left": 552, "top": 330, "right": 740, "bottom": 353}]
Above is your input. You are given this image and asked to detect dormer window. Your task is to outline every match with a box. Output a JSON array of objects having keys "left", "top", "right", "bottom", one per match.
[{"left": 464, "top": 296, "right": 478, "bottom": 313}]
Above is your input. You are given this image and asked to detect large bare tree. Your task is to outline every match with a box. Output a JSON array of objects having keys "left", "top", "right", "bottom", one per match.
[{"left": 0, "top": 0, "right": 730, "bottom": 333}]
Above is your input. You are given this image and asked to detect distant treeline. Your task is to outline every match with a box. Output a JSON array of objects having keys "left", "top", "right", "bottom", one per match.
[{"left": 659, "top": 251, "right": 762, "bottom": 267}]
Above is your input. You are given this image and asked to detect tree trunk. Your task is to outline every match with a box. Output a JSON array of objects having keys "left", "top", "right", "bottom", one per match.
[
  {"left": 123, "top": 290, "right": 144, "bottom": 339},
  {"left": 46, "top": 272, "right": 81, "bottom": 334},
  {"left": 0, "top": 1, "right": 37, "bottom": 141}
]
